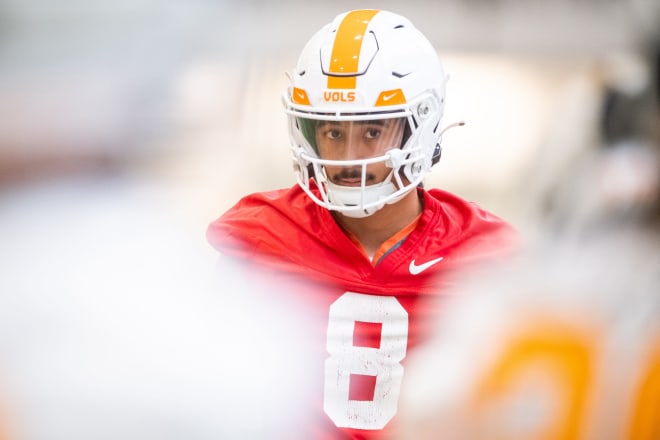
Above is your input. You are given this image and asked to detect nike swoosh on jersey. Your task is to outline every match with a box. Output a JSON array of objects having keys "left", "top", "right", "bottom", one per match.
[{"left": 409, "top": 257, "right": 444, "bottom": 275}]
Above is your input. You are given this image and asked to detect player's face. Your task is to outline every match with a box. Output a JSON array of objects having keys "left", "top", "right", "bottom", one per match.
[{"left": 315, "top": 118, "right": 405, "bottom": 186}]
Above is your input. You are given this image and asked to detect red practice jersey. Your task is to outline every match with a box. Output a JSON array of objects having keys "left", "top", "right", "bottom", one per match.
[{"left": 206, "top": 184, "right": 518, "bottom": 439}]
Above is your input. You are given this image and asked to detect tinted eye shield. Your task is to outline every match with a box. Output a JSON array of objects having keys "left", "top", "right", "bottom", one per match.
[{"left": 298, "top": 116, "right": 407, "bottom": 157}]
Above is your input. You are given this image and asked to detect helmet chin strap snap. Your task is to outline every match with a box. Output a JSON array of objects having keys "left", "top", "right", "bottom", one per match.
[
  {"left": 325, "top": 180, "right": 399, "bottom": 218},
  {"left": 385, "top": 148, "right": 408, "bottom": 168}
]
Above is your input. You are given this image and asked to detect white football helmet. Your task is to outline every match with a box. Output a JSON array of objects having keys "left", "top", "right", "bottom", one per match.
[{"left": 283, "top": 9, "right": 448, "bottom": 218}]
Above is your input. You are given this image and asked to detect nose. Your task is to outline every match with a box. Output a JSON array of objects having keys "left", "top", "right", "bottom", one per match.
[
  {"left": 340, "top": 132, "right": 378, "bottom": 161},
  {"left": 337, "top": 141, "right": 368, "bottom": 161}
]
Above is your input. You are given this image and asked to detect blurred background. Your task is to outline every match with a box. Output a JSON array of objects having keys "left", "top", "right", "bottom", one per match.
[
  {"left": 1, "top": 0, "right": 658, "bottom": 227},
  {"left": 0, "top": 0, "right": 659, "bottom": 438}
]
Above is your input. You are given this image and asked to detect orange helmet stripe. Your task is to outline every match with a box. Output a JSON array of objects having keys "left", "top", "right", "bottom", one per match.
[{"left": 327, "top": 9, "right": 379, "bottom": 89}]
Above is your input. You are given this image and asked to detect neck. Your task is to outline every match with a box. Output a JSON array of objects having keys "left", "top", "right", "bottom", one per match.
[{"left": 333, "top": 189, "right": 423, "bottom": 257}]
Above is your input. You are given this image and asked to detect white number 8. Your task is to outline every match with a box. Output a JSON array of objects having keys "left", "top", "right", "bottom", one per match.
[{"left": 324, "top": 292, "right": 409, "bottom": 429}]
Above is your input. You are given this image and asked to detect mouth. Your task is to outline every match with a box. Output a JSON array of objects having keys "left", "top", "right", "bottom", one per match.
[
  {"left": 328, "top": 167, "right": 376, "bottom": 187},
  {"left": 335, "top": 177, "right": 363, "bottom": 187}
]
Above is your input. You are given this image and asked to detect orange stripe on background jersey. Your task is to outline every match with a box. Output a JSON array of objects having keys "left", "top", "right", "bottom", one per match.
[{"left": 327, "top": 9, "right": 379, "bottom": 89}]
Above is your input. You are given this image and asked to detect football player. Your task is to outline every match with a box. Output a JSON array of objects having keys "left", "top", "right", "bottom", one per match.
[{"left": 207, "top": 9, "right": 518, "bottom": 439}]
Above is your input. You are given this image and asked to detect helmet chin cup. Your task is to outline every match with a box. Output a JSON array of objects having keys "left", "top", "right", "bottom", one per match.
[
  {"left": 324, "top": 178, "right": 407, "bottom": 218},
  {"left": 293, "top": 147, "right": 421, "bottom": 216}
]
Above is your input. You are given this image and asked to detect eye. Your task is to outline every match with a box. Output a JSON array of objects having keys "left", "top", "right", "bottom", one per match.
[
  {"left": 364, "top": 127, "right": 381, "bottom": 139},
  {"left": 324, "top": 129, "right": 342, "bottom": 140}
]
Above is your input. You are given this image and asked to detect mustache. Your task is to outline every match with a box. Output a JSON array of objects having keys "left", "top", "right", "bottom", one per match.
[{"left": 331, "top": 168, "right": 376, "bottom": 182}]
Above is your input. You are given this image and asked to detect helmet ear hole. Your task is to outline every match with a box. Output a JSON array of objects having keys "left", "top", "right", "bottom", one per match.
[{"left": 431, "top": 143, "right": 442, "bottom": 165}]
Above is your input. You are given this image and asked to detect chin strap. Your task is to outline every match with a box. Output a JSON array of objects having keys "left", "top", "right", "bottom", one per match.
[
  {"left": 433, "top": 120, "right": 466, "bottom": 165},
  {"left": 440, "top": 120, "right": 466, "bottom": 135}
]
